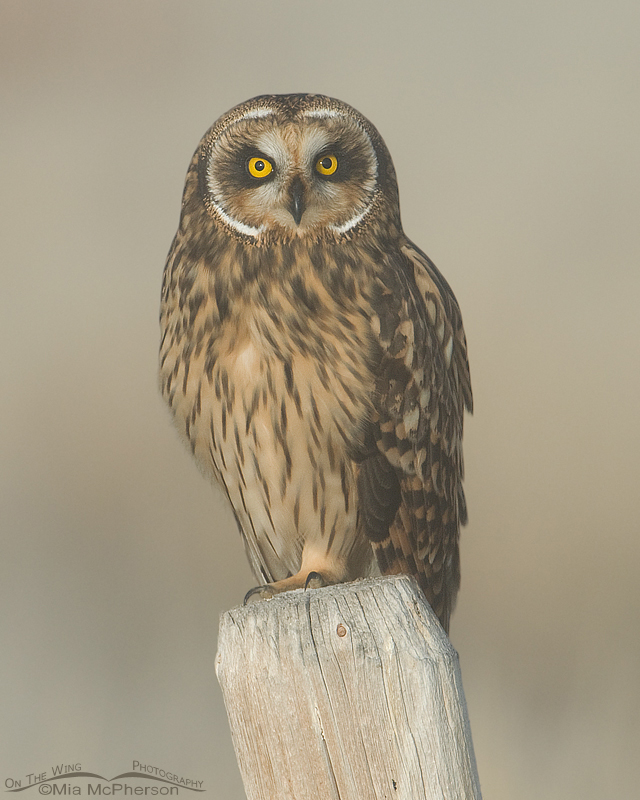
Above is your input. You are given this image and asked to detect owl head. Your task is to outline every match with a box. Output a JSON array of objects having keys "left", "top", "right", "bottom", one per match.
[{"left": 183, "top": 94, "right": 402, "bottom": 245}]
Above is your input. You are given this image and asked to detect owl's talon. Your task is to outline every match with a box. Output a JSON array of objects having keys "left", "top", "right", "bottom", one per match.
[
  {"left": 305, "top": 571, "right": 327, "bottom": 590},
  {"left": 243, "top": 585, "right": 275, "bottom": 605}
]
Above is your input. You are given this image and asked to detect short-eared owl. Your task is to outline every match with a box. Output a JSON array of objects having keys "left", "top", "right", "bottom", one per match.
[{"left": 159, "top": 94, "right": 472, "bottom": 632}]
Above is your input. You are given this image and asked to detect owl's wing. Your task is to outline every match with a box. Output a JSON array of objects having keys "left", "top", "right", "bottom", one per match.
[{"left": 359, "top": 239, "right": 472, "bottom": 633}]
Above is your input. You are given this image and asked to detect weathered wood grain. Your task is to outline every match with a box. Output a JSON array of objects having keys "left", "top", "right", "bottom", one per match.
[{"left": 216, "top": 575, "right": 482, "bottom": 799}]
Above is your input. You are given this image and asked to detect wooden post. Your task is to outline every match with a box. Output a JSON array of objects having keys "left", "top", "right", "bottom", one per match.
[{"left": 215, "top": 575, "right": 482, "bottom": 800}]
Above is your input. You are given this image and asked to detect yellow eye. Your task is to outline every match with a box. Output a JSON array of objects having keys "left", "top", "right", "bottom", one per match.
[
  {"left": 316, "top": 154, "right": 338, "bottom": 176},
  {"left": 247, "top": 156, "right": 273, "bottom": 178}
]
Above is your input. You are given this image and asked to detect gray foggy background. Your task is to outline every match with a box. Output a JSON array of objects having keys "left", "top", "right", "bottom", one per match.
[{"left": 1, "top": 2, "right": 639, "bottom": 798}]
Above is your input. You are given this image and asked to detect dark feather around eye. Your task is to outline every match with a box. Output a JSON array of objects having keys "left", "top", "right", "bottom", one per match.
[
  {"left": 314, "top": 140, "right": 371, "bottom": 183},
  {"left": 214, "top": 146, "right": 275, "bottom": 189}
]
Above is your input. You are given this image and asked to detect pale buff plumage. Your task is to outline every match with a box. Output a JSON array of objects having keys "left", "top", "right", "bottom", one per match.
[{"left": 159, "top": 94, "right": 472, "bottom": 632}]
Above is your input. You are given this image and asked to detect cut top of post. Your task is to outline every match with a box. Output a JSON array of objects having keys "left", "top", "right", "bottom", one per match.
[{"left": 216, "top": 575, "right": 482, "bottom": 800}]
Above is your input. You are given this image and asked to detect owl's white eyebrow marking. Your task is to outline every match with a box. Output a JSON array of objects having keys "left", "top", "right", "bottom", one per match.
[
  {"left": 237, "top": 107, "right": 275, "bottom": 121},
  {"left": 256, "top": 130, "right": 291, "bottom": 164},
  {"left": 303, "top": 108, "right": 341, "bottom": 119}
]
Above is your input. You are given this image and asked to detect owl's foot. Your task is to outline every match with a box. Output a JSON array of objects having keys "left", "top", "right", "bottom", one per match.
[
  {"left": 243, "top": 571, "right": 330, "bottom": 605},
  {"left": 243, "top": 584, "right": 276, "bottom": 604},
  {"left": 304, "top": 571, "right": 327, "bottom": 589}
]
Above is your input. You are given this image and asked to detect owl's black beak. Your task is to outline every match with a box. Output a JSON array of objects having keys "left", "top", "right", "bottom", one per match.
[{"left": 288, "top": 177, "right": 305, "bottom": 226}]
